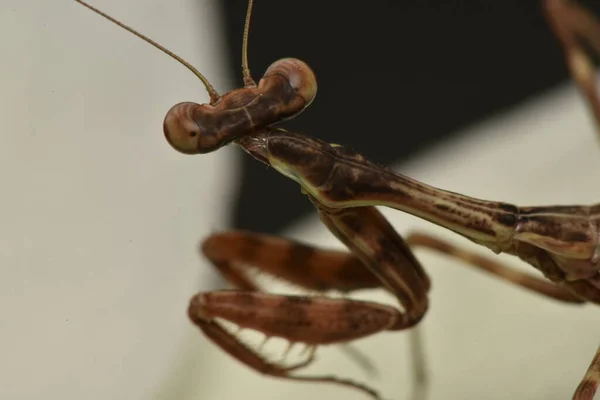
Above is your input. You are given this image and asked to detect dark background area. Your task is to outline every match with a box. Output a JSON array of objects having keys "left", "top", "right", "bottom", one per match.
[{"left": 218, "top": 0, "right": 600, "bottom": 234}]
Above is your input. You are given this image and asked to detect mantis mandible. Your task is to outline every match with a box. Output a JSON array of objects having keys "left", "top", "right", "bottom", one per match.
[{"left": 75, "top": 0, "right": 600, "bottom": 399}]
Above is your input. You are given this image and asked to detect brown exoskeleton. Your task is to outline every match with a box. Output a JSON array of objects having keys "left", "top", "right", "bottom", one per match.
[{"left": 75, "top": 0, "right": 600, "bottom": 399}]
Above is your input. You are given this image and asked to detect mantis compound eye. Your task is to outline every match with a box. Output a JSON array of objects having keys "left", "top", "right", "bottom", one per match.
[
  {"left": 263, "top": 58, "right": 318, "bottom": 114},
  {"left": 163, "top": 102, "right": 223, "bottom": 154}
]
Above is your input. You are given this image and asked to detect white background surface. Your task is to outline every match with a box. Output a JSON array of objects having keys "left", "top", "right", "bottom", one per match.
[{"left": 2, "top": 1, "right": 600, "bottom": 400}]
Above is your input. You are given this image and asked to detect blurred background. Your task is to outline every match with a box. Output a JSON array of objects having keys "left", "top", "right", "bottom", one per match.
[{"left": 2, "top": 0, "right": 600, "bottom": 399}]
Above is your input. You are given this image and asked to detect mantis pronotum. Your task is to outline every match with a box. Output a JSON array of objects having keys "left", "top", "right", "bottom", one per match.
[{"left": 75, "top": 0, "right": 600, "bottom": 399}]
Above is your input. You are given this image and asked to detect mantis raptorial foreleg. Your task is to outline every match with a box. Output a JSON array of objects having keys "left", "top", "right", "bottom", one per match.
[
  {"left": 189, "top": 205, "right": 431, "bottom": 400},
  {"left": 200, "top": 230, "right": 382, "bottom": 294}
]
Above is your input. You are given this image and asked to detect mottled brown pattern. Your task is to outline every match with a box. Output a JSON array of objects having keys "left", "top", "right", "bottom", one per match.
[
  {"left": 195, "top": 291, "right": 399, "bottom": 344},
  {"left": 236, "top": 126, "right": 600, "bottom": 302},
  {"left": 247, "top": 129, "right": 528, "bottom": 246},
  {"left": 164, "top": 58, "right": 317, "bottom": 155},
  {"left": 201, "top": 230, "right": 382, "bottom": 293},
  {"left": 267, "top": 133, "right": 336, "bottom": 187}
]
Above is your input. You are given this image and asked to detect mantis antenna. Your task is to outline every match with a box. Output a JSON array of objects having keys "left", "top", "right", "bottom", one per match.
[
  {"left": 241, "top": 0, "right": 255, "bottom": 86},
  {"left": 73, "top": 0, "right": 221, "bottom": 104}
]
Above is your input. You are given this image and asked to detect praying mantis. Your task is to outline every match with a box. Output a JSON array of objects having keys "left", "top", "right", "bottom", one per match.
[{"left": 74, "top": 0, "right": 600, "bottom": 399}]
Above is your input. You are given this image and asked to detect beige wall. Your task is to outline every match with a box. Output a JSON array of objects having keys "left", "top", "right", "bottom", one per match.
[{"left": 0, "top": 1, "right": 238, "bottom": 399}]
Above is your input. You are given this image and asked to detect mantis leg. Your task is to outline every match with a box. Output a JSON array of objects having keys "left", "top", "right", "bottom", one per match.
[
  {"left": 545, "top": 0, "right": 600, "bottom": 136},
  {"left": 189, "top": 205, "right": 431, "bottom": 399},
  {"left": 200, "top": 230, "right": 382, "bottom": 293},
  {"left": 405, "top": 232, "right": 584, "bottom": 303},
  {"left": 200, "top": 229, "right": 392, "bottom": 376},
  {"left": 189, "top": 289, "right": 403, "bottom": 399},
  {"left": 315, "top": 204, "right": 431, "bottom": 400}
]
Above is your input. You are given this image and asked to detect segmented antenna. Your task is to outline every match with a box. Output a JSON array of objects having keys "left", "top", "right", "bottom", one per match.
[
  {"left": 74, "top": 0, "right": 220, "bottom": 104},
  {"left": 241, "top": 0, "right": 256, "bottom": 86}
]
